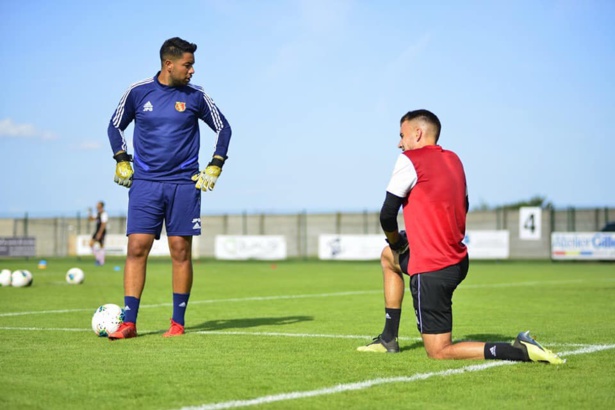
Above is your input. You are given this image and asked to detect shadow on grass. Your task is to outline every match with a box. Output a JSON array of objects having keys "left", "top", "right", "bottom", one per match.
[
  {"left": 400, "top": 340, "right": 424, "bottom": 352},
  {"left": 138, "top": 316, "right": 313, "bottom": 337},
  {"left": 186, "top": 315, "right": 314, "bottom": 332}
]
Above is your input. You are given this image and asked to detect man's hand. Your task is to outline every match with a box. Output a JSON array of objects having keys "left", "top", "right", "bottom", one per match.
[
  {"left": 387, "top": 230, "right": 409, "bottom": 254},
  {"left": 192, "top": 155, "right": 226, "bottom": 191},
  {"left": 113, "top": 151, "right": 133, "bottom": 188}
]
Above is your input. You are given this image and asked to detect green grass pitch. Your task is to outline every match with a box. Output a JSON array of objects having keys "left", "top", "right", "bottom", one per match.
[{"left": 1, "top": 257, "right": 614, "bottom": 409}]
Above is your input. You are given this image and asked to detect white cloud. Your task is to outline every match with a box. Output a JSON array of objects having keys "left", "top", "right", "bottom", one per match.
[{"left": 0, "top": 118, "right": 58, "bottom": 140}]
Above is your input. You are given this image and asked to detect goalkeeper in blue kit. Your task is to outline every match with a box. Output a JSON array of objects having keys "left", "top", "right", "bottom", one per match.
[{"left": 106, "top": 37, "right": 232, "bottom": 340}]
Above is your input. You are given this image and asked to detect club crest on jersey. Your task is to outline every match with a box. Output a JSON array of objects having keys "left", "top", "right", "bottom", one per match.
[{"left": 175, "top": 102, "right": 186, "bottom": 112}]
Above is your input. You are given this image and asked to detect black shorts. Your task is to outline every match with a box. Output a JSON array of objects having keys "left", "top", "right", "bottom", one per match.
[
  {"left": 92, "top": 231, "right": 106, "bottom": 246},
  {"left": 408, "top": 255, "right": 469, "bottom": 335}
]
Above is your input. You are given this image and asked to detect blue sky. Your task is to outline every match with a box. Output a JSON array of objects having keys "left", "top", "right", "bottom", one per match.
[{"left": 1, "top": 0, "right": 613, "bottom": 217}]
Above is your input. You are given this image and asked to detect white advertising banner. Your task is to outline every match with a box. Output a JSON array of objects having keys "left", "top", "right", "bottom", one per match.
[
  {"left": 463, "top": 230, "right": 510, "bottom": 259},
  {"left": 76, "top": 234, "right": 200, "bottom": 258},
  {"left": 215, "top": 235, "right": 287, "bottom": 260},
  {"left": 318, "top": 235, "right": 384, "bottom": 260},
  {"left": 77, "top": 234, "right": 126, "bottom": 256},
  {"left": 551, "top": 232, "right": 615, "bottom": 260},
  {"left": 318, "top": 232, "right": 510, "bottom": 261}
]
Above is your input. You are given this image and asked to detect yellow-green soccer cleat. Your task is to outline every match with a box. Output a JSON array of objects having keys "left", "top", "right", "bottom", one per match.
[
  {"left": 513, "top": 331, "right": 565, "bottom": 364},
  {"left": 357, "top": 335, "right": 400, "bottom": 353}
]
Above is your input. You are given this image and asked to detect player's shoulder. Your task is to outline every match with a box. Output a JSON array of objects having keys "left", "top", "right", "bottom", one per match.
[
  {"left": 440, "top": 146, "right": 463, "bottom": 161},
  {"left": 125, "top": 76, "right": 156, "bottom": 93},
  {"left": 186, "top": 83, "right": 207, "bottom": 95}
]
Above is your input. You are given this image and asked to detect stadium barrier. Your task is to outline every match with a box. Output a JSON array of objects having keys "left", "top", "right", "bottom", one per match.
[
  {"left": 0, "top": 237, "right": 36, "bottom": 257},
  {"left": 0, "top": 207, "right": 613, "bottom": 259},
  {"left": 74, "top": 234, "right": 200, "bottom": 258},
  {"left": 318, "top": 235, "right": 383, "bottom": 260},
  {"left": 214, "top": 235, "right": 287, "bottom": 260},
  {"left": 463, "top": 230, "right": 510, "bottom": 259},
  {"left": 317, "top": 231, "right": 511, "bottom": 261},
  {"left": 551, "top": 232, "right": 615, "bottom": 260}
]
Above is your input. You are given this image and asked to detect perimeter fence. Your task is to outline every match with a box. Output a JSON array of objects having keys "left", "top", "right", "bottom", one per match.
[{"left": 1, "top": 207, "right": 613, "bottom": 259}]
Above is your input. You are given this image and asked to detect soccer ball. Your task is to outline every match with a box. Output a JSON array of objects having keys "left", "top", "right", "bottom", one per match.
[
  {"left": 91, "top": 304, "right": 125, "bottom": 337},
  {"left": 66, "top": 267, "right": 85, "bottom": 284},
  {"left": 0, "top": 269, "right": 12, "bottom": 287},
  {"left": 11, "top": 270, "right": 33, "bottom": 287}
]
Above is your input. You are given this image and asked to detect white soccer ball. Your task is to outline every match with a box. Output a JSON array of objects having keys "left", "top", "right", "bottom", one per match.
[
  {"left": 66, "top": 267, "right": 85, "bottom": 285},
  {"left": 11, "top": 270, "right": 33, "bottom": 287},
  {"left": 0, "top": 269, "right": 12, "bottom": 287},
  {"left": 91, "top": 304, "right": 125, "bottom": 337}
]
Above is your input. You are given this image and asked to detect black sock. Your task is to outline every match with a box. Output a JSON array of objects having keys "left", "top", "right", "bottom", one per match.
[
  {"left": 381, "top": 308, "right": 401, "bottom": 342},
  {"left": 484, "top": 343, "right": 529, "bottom": 361}
]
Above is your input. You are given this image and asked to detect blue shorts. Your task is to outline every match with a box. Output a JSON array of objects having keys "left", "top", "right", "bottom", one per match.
[{"left": 127, "top": 180, "right": 201, "bottom": 238}]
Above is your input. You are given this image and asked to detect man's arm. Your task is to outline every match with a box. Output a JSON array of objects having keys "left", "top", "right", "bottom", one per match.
[
  {"left": 107, "top": 87, "right": 136, "bottom": 156},
  {"left": 381, "top": 154, "right": 417, "bottom": 251},
  {"left": 194, "top": 89, "right": 232, "bottom": 191},
  {"left": 107, "top": 88, "right": 136, "bottom": 187},
  {"left": 380, "top": 192, "right": 405, "bottom": 250},
  {"left": 198, "top": 90, "right": 232, "bottom": 159}
]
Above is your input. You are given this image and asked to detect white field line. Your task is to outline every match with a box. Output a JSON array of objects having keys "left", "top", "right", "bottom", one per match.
[
  {"left": 178, "top": 344, "right": 615, "bottom": 410},
  {"left": 0, "top": 291, "right": 376, "bottom": 317},
  {"left": 0, "top": 278, "right": 608, "bottom": 318}
]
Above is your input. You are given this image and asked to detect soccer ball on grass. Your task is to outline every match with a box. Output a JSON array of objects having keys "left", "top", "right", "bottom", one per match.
[
  {"left": 91, "top": 304, "right": 125, "bottom": 337},
  {"left": 0, "top": 269, "right": 12, "bottom": 287},
  {"left": 66, "top": 267, "right": 85, "bottom": 284},
  {"left": 11, "top": 270, "right": 33, "bottom": 287}
]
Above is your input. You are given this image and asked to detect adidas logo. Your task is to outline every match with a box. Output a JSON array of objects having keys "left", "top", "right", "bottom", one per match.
[
  {"left": 490, "top": 346, "right": 497, "bottom": 357},
  {"left": 192, "top": 218, "right": 201, "bottom": 230},
  {"left": 143, "top": 101, "right": 153, "bottom": 112},
  {"left": 385, "top": 313, "right": 392, "bottom": 319},
  {"left": 124, "top": 305, "right": 131, "bottom": 311},
  {"left": 178, "top": 302, "right": 186, "bottom": 308}
]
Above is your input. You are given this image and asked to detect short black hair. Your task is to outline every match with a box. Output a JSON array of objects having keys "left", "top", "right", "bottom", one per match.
[
  {"left": 400, "top": 109, "right": 441, "bottom": 142},
  {"left": 160, "top": 37, "right": 197, "bottom": 62}
]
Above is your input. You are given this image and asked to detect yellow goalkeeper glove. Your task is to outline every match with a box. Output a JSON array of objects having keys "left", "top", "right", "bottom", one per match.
[
  {"left": 192, "top": 155, "right": 226, "bottom": 191},
  {"left": 113, "top": 151, "right": 134, "bottom": 188}
]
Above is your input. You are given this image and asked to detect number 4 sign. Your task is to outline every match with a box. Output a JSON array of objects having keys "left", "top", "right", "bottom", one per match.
[{"left": 519, "top": 207, "right": 542, "bottom": 240}]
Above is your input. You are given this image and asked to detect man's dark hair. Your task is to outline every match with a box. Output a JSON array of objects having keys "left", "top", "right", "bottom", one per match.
[
  {"left": 400, "top": 109, "right": 441, "bottom": 142},
  {"left": 160, "top": 37, "right": 197, "bottom": 62}
]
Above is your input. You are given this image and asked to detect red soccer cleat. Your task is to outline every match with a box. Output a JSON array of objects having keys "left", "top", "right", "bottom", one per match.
[
  {"left": 108, "top": 322, "right": 137, "bottom": 340},
  {"left": 163, "top": 319, "right": 185, "bottom": 338}
]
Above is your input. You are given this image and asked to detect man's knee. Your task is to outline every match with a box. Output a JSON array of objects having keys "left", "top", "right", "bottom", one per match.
[
  {"left": 381, "top": 246, "right": 403, "bottom": 277},
  {"left": 425, "top": 348, "right": 447, "bottom": 360},
  {"left": 127, "top": 235, "right": 154, "bottom": 258},
  {"left": 422, "top": 334, "right": 453, "bottom": 360},
  {"left": 169, "top": 238, "right": 191, "bottom": 262},
  {"left": 380, "top": 246, "right": 394, "bottom": 268}
]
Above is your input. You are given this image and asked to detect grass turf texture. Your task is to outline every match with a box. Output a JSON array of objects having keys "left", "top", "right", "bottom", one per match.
[{"left": 0, "top": 258, "right": 614, "bottom": 410}]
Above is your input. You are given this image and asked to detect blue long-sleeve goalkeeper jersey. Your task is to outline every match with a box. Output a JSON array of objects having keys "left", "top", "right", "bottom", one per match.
[{"left": 107, "top": 73, "right": 231, "bottom": 182}]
